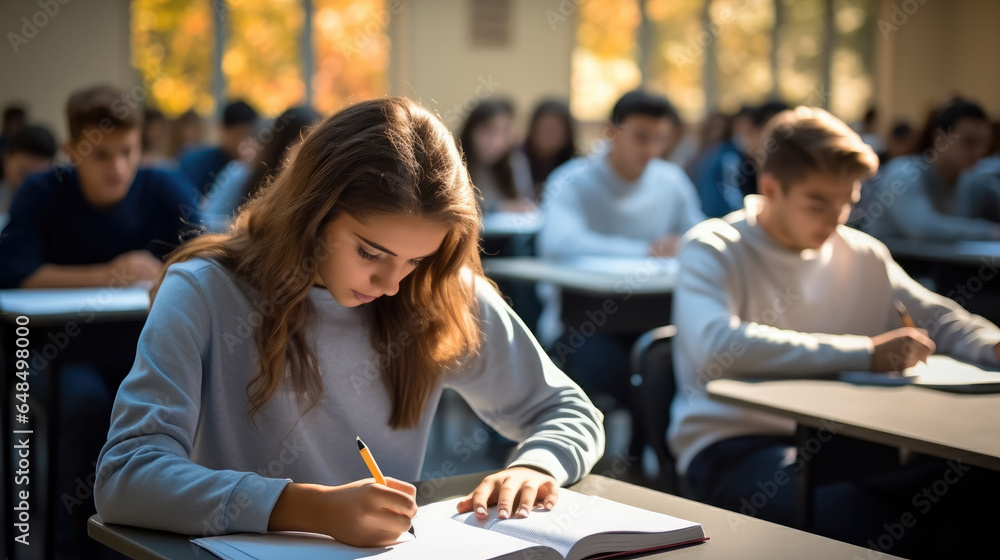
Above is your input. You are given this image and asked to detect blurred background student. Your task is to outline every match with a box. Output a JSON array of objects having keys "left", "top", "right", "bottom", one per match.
[
  {"left": 140, "top": 107, "right": 174, "bottom": 169},
  {"left": 518, "top": 99, "right": 577, "bottom": 200},
  {"left": 202, "top": 105, "right": 320, "bottom": 231},
  {"left": 458, "top": 99, "right": 535, "bottom": 213},
  {"left": 0, "top": 123, "right": 57, "bottom": 228},
  {"left": 862, "top": 98, "right": 999, "bottom": 241},
  {"left": 179, "top": 100, "right": 259, "bottom": 197}
]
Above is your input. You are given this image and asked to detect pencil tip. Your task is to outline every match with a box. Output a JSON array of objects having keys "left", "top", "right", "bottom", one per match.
[{"left": 356, "top": 437, "right": 365, "bottom": 450}]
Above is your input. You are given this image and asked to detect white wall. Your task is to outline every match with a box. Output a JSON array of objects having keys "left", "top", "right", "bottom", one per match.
[
  {"left": 0, "top": 0, "right": 135, "bottom": 143},
  {"left": 389, "top": 0, "right": 575, "bottom": 134}
]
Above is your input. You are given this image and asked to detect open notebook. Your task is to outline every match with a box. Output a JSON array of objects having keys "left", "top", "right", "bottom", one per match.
[
  {"left": 839, "top": 355, "right": 1000, "bottom": 393},
  {"left": 191, "top": 489, "right": 707, "bottom": 560}
]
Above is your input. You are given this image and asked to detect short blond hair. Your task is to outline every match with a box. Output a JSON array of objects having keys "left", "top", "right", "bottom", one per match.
[{"left": 759, "top": 106, "right": 879, "bottom": 191}]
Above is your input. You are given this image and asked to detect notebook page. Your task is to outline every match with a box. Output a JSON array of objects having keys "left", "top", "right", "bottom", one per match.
[
  {"left": 457, "top": 489, "right": 702, "bottom": 558},
  {"left": 192, "top": 498, "right": 555, "bottom": 560}
]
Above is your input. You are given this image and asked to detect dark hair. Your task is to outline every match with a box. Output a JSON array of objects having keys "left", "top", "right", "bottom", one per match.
[
  {"left": 523, "top": 99, "right": 577, "bottom": 189},
  {"left": 991, "top": 121, "right": 1000, "bottom": 155},
  {"left": 751, "top": 101, "right": 790, "bottom": 128},
  {"left": 7, "top": 125, "right": 57, "bottom": 159},
  {"left": 915, "top": 99, "right": 988, "bottom": 153},
  {"left": 240, "top": 105, "right": 321, "bottom": 202},
  {"left": 222, "top": 100, "right": 259, "bottom": 128},
  {"left": 66, "top": 84, "right": 143, "bottom": 141},
  {"left": 458, "top": 99, "right": 518, "bottom": 201},
  {"left": 890, "top": 121, "right": 913, "bottom": 140},
  {"left": 3, "top": 105, "right": 26, "bottom": 130},
  {"left": 734, "top": 105, "right": 756, "bottom": 121},
  {"left": 609, "top": 90, "right": 678, "bottom": 126},
  {"left": 142, "top": 107, "right": 166, "bottom": 152}
]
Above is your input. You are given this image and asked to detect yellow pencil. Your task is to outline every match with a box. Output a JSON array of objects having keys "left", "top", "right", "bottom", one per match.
[
  {"left": 356, "top": 436, "right": 387, "bottom": 485},
  {"left": 894, "top": 299, "right": 916, "bottom": 329},
  {"left": 357, "top": 436, "right": 415, "bottom": 536}
]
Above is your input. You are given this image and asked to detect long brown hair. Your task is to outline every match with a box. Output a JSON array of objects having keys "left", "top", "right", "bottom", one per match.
[{"left": 153, "top": 97, "right": 484, "bottom": 429}]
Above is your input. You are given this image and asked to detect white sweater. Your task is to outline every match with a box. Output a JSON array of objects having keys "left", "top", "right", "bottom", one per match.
[{"left": 670, "top": 195, "right": 1000, "bottom": 474}]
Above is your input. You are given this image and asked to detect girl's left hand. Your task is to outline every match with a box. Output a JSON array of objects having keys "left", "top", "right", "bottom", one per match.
[{"left": 456, "top": 466, "right": 559, "bottom": 520}]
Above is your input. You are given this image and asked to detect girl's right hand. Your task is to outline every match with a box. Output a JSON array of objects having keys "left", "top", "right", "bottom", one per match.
[{"left": 269, "top": 478, "right": 418, "bottom": 547}]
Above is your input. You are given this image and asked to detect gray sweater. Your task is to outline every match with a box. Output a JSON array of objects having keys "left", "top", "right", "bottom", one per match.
[
  {"left": 94, "top": 258, "right": 604, "bottom": 536},
  {"left": 670, "top": 196, "right": 1000, "bottom": 474},
  {"left": 863, "top": 155, "right": 998, "bottom": 241}
]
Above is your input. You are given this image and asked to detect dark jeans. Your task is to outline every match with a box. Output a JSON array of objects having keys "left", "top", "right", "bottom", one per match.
[{"left": 681, "top": 434, "right": 1000, "bottom": 559}]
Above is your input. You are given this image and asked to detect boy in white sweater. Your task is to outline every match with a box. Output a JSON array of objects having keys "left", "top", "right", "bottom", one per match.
[{"left": 671, "top": 106, "right": 1000, "bottom": 557}]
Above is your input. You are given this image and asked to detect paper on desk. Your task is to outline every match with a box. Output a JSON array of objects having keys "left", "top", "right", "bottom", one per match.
[
  {"left": 563, "top": 256, "right": 678, "bottom": 277},
  {"left": 839, "top": 355, "right": 1000, "bottom": 393}
]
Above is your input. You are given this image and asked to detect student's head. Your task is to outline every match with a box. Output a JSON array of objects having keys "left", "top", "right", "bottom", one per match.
[
  {"left": 170, "top": 109, "right": 205, "bottom": 156},
  {"left": 606, "top": 90, "right": 680, "bottom": 180},
  {"left": 885, "top": 121, "right": 915, "bottom": 160},
  {"left": 158, "top": 97, "right": 483, "bottom": 429},
  {"left": 756, "top": 106, "right": 878, "bottom": 251},
  {"left": 2, "top": 125, "right": 56, "bottom": 190},
  {"left": 916, "top": 99, "right": 990, "bottom": 172},
  {"left": 2, "top": 105, "right": 27, "bottom": 136},
  {"left": 743, "top": 100, "right": 789, "bottom": 157},
  {"left": 698, "top": 112, "right": 731, "bottom": 150},
  {"left": 65, "top": 84, "right": 143, "bottom": 207},
  {"left": 241, "top": 105, "right": 321, "bottom": 201},
  {"left": 459, "top": 99, "right": 515, "bottom": 167},
  {"left": 219, "top": 100, "right": 259, "bottom": 159},
  {"left": 141, "top": 107, "right": 168, "bottom": 155},
  {"left": 524, "top": 99, "right": 576, "bottom": 164}
]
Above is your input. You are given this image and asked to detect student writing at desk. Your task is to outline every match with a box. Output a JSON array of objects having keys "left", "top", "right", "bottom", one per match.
[
  {"left": 0, "top": 84, "right": 198, "bottom": 560},
  {"left": 94, "top": 98, "right": 605, "bottom": 548},
  {"left": 671, "top": 106, "right": 1000, "bottom": 559}
]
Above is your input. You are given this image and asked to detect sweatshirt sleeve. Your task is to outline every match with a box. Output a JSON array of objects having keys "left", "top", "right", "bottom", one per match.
[
  {"left": 94, "top": 266, "right": 290, "bottom": 535},
  {"left": 537, "top": 162, "right": 650, "bottom": 258},
  {"left": 877, "top": 160, "right": 999, "bottom": 241},
  {"left": 883, "top": 249, "right": 1000, "bottom": 366},
  {"left": 672, "top": 230, "right": 874, "bottom": 378},
  {"left": 444, "top": 278, "right": 605, "bottom": 485},
  {"left": 0, "top": 175, "right": 50, "bottom": 288}
]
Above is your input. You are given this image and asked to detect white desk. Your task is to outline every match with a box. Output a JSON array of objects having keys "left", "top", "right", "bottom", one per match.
[
  {"left": 483, "top": 256, "right": 678, "bottom": 296},
  {"left": 480, "top": 211, "right": 543, "bottom": 239}
]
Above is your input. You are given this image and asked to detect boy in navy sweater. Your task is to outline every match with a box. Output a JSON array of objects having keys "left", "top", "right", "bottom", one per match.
[{"left": 0, "top": 84, "right": 198, "bottom": 559}]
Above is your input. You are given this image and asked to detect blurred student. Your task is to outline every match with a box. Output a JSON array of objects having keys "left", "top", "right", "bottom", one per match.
[
  {"left": 882, "top": 121, "right": 915, "bottom": 163},
  {"left": 94, "top": 97, "right": 604, "bottom": 547},
  {"left": 458, "top": 99, "right": 534, "bottom": 212},
  {"left": 671, "top": 106, "right": 1000, "bottom": 558},
  {"left": 0, "top": 84, "right": 199, "bottom": 560},
  {"left": 179, "top": 100, "right": 259, "bottom": 196},
  {"left": 202, "top": 105, "right": 320, "bottom": 231},
  {"left": 536, "top": 90, "right": 704, "bottom": 408},
  {"left": 140, "top": 107, "right": 174, "bottom": 168},
  {"left": 0, "top": 124, "right": 57, "bottom": 227},
  {"left": 683, "top": 111, "right": 731, "bottom": 180},
  {"left": 169, "top": 108, "right": 205, "bottom": 158},
  {"left": 694, "top": 101, "right": 788, "bottom": 218},
  {"left": 519, "top": 99, "right": 577, "bottom": 199},
  {"left": 863, "top": 99, "right": 999, "bottom": 241},
  {"left": 0, "top": 104, "right": 27, "bottom": 181},
  {"left": 856, "top": 107, "right": 885, "bottom": 155}
]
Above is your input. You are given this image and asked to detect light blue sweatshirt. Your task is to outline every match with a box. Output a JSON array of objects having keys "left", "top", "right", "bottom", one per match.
[{"left": 94, "top": 258, "right": 604, "bottom": 536}]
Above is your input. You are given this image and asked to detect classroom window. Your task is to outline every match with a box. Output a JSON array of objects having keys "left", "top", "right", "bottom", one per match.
[
  {"left": 131, "top": 0, "right": 216, "bottom": 117},
  {"left": 570, "top": 0, "right": 642, "bottom": 122},
  {"left": 131, "top": 0, "right": 390, "bottom": 118},
  {"left": 575, "top": 0, "right": 876, "bottom": 123}
]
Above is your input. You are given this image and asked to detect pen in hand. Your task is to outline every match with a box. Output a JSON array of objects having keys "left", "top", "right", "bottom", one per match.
[
  {"left": 894, "top": 299, "right": 916, "bottom": 329},
  {"left": 357, "top": 436, "right": 415, "bottom": 536}
]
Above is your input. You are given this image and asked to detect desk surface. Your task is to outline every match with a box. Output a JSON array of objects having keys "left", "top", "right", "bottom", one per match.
[
  {"left": 881, "top": 237, "right": 1000, "bottom": 266},
  {"left": 88, "top": 473, "right": 900, "bottom": 560},
  {"left": 0, "top": 285, "right": 150, "bottom": 325},
  {"left": 708, "top": 363, "right": 1000, "bottom": 472},
  {"left": 483, "top": 256, "right": 678, "bottom": 295},
  {"left": 481, "top": 211, "right": 543, "bottom": 238}
]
